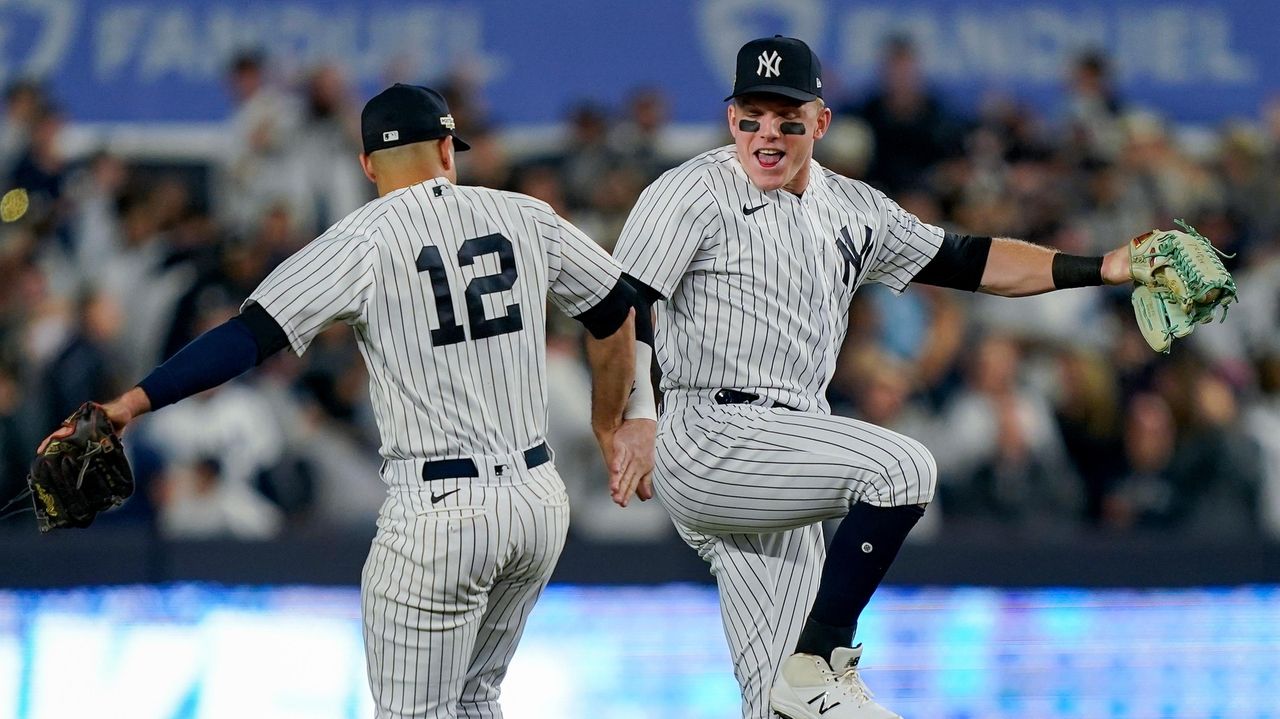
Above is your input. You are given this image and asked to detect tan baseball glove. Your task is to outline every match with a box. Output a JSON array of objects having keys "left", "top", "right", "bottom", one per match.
[{"left": 1129, "top": 220, "right": 1237, "bottom": 353}]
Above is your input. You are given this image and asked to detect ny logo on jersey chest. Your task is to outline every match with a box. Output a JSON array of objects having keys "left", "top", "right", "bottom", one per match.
[{"left": 835, "top": 225, "right": 870, "bottom": 287}]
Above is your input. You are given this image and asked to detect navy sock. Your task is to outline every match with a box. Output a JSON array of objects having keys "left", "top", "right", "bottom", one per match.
[{"left": 795, "top": 502, "right": 926, "bottom": 659}]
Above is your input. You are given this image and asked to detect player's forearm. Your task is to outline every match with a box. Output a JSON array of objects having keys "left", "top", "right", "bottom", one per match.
[
  {"left": 979, "top": 237, "right": 1135, "bottom": 296},
  {"left": 102, "top": 386, "right": 153, "bottom": 430},
  {"left": 977, "top": 238, "right": 1059, "bottom": 296},
  {"left": 584, "top": 312, "right": 637, "bottom": 438}
]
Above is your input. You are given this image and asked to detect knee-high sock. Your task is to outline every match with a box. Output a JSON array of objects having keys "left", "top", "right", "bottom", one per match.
[{"left": 795, "top": 502, "right": 925, "bottom": 660}]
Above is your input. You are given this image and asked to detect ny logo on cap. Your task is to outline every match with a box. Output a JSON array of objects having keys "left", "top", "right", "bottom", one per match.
[
  {"left": 439, "top": 114, "right": 456, "bottom": 130},
  {"left": 757, "top": 50, "right": 781, "bottom": 78},
  {"left": 383, "top": 130, "right": 399, "bottom": 142}
]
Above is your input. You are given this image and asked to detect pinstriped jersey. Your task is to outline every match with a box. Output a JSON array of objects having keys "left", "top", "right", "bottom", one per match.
[
  {"left": 249, "top": 176, "right": 621, "bottom": 460},
  {"left": 614, "top": 146, "right": 944, "bottom": 413}
]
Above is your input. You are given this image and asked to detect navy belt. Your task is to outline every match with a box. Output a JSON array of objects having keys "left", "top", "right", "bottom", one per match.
[
  {"left": 713, "top": 389, "right": 797, "bottom": 411},
  {"left": 421, "top": 442, "right": 551, "bottom": 481}
]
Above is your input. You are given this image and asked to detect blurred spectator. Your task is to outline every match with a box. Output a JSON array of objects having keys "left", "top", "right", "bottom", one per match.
[
  {"left": 931, "top": 334, "right": 1078, "bottom": 528},
  {"left": 1053, "top": 349, "right": 1123, "bottom": 524},
  {"left": 142, "top": 378, "right": 287, "bottom": 540},
  {"left": 1074, "top": 156, "right": 1156, "bottom": 255},
  {"left": 293, "top": 64, "right": 370, "bottom": 236},
  {"left": 38, "top": 289, "right": 125, "bottom": 428},
  {"left": 0, "top": 364, "right": 29, "bottom": 506},
  {"left": 10, "top": 102, "right": 69, "bottom": 245},
  {"left": 1062, "top": 49, "right": 1126, "bottom": 164},
  {"left": 296, "top": 324, "right": 369, "bottom": 429},
  {"left": 553, "top": 102, "right": 621, "bottom": 211},
  {"left": 67, "top": 151, "right": 128, "bottom": 276},
  {"left": 219, "top": 50, "right": 305, "bottom": 235},
  {"left": 1245, "top": 354, "right": 1280, "bottom": 538},
  {"left": 843, "top": 35, "right": 967, "bottom": 195},
  {"left": 1121, "top": 111, "right": 1221, "bottom": 228},
  {"left": 0, "top": 79, "right": 44, "bottom": 178},
  {"left": 610, "top": 86, "right": 679, "bottom": 183},
  {"left": 435, "top": 72, "right": 489, "bottom": 133},
  {"left": 1108, "top": 369, "right": 1262, "bottom": 535},
  {"left": 512, "top": 163, "right": 570, "bottom": 215},
  {"left": 98, "top": 182, "right": 198, "bottom": 379},
  {"left": 571, "top": 165, "right": 644, "bottom": 251},
  {"left": 1217, "top": 123, "right": 1280, "bottom": 258},
  {"left": 456, "top": 124, "right": 514, "bottom": 191}
]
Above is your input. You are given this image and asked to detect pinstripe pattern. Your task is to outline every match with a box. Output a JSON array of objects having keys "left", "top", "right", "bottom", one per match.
[
  {"left": 363, "top": 462, "right": 569, "bottom": 719},
  {"left": 245, "top": 177, "right": 619, "bottom": 718},
  {"left": 614, "top": 147, "right": 944, "bottom": 414},
  {"left": 614, "top": 148, "right": 942, "bottom": 718},
  {"left": 654, "top": 404, "right": 936, "bottom": 535},
  {"left": 249, "top": 177, "right": 620, "bottom": 460},
  {"left": 679, "top": 522, "right": 824, "bottom": 719}
]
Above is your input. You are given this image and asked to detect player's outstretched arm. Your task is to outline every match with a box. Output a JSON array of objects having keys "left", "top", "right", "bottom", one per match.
[
  {"left": 975, "top": 237, "right": 1132, "bottom": 296},
  {"left": 39, "top": 303, "right": 290, "bottom": 449}
]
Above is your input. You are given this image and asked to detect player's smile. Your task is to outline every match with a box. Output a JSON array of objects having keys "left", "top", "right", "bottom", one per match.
[
  {"left": 729, "top": 94, "right": 829, "bottom": 195},
  {"left": 755, "top": 147, "right": 784, "bottom": 169}
]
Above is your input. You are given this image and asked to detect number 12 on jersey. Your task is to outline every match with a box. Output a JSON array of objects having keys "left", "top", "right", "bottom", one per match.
[{"left": 416, "top": 233, "right": 524, "bottom": 347}]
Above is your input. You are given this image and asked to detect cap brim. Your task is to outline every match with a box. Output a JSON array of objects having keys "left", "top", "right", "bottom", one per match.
[
  {"left": 451, "top": 134, "right": 471, "bottom": 152},
  {"left": 724, "top": 85, "right": 819, "bottom": 103}
]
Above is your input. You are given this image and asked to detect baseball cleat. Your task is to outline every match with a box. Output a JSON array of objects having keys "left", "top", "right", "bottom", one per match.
[{"left": 770, "top": 645, "right": 901, "bottom": 719}]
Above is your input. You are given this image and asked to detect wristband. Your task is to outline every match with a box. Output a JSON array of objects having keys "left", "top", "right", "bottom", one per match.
[
  {"left": 624, "top": 343, "right": 657, "bottom": 421},
  {"left": 1052, "top": 253, "right": 1104, "bottom": 289}
]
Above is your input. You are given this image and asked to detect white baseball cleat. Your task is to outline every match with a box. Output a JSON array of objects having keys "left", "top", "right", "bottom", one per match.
[{"left": 770, "top": 645, "right": 902, "bottom": 719}]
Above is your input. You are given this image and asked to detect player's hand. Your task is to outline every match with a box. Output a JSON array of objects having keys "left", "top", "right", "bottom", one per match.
[
  {"left": 604, "top": 418, "right": 656, "bottom": 507},
  {"left": 1101, "top": 244, "right": 1133, "bottom": 285},
  {"left": 40, "top": 390, "right": 145, "bottom": 454}
]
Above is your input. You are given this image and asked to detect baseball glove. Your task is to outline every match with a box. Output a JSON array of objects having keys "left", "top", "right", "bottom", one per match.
[
  {"left": 28, "top": 402, "right": 133, "bottom": 532},
  {"left": 1129, "top": 220, "right": 1237, "bottom": 353}
]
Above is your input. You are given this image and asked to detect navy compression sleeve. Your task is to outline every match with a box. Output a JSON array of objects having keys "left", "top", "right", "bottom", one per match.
[{"left": 137, "top": 303, "right": 289, "bottom": 411}]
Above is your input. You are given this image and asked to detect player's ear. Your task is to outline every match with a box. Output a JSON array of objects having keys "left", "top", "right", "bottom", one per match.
[
  {"left": 439, "top": 138, "right": 454, "bottom": 171},
  {"left": 726, "top": 102, "right": 737, "bottom": 132},
  {"left": 358, "top": 153, "right": 377, "bottom": 184},
  {"left": 812, "top": 103, "right": 832, "bottom": 141}
]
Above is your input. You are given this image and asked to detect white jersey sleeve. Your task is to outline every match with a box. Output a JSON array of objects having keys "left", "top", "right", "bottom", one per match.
[
  {"left": 614, "top": 164, "right": 717, "bottom": 298},
  {"left": 547, "top": 213, "right": 622, "bottom": 316},
  {"left": 864, "top": 188, "right": 945, "bottom": 293},
  {"left": 246, "top": 228, "right": 378, "bottom": 355}
]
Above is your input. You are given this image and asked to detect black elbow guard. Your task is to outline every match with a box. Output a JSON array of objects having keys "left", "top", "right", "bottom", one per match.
[
  {"left": 573, "top": 279, "right": 636, "bottom": 339},
  {"left": 238, "top": 302, "right": 291, "bottom": 364},
  {"left": 912, "top": 232, "right": 992, "bottom": 292}
]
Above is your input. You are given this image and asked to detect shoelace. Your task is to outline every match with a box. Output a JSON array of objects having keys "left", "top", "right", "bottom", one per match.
[{"left": 834, "top": 665, "right": 876, "bottom": 705}]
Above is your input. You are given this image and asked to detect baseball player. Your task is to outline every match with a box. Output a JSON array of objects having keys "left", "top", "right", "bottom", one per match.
[
  {"left": 43, "top": 84, "right": 657, "bottom": 718},
  {"left": 614, "top": 36, "right": 1136, "bottom": 719}
]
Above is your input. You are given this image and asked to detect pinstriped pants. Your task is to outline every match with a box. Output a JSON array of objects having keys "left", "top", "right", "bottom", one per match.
[
  {"left": 655, "top": 402, "right": 937, "bottom": 719},
  {"left": 361, "top": 462, "right": 570, "bottom": 719}
]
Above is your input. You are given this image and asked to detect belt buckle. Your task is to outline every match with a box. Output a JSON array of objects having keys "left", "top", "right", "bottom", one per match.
[{"left": 714, "top": 389, "right": 760, "bottom": 405}]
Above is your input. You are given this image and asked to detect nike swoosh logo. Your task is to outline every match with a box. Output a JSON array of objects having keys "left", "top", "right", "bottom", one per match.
[
  {"left": 743, "top": 203, "right": 768, "bottom": 216},
  {"left": 431, "top": 488, "right": 462, "bottom": 505}
]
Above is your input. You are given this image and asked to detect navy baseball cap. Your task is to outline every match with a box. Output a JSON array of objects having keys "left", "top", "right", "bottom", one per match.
[
  {"left": 361, "top": 83, "right": 471, "bottom": 155},
  {"left": 725, "top": 36, "right": 823, "bottom": 103}
]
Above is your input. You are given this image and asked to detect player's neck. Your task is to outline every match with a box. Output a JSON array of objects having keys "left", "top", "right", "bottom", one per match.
[
  {"left": 376, "top": 170, "right": 454, "bottom": 197},
  {"left": 781, "top": 160, "right": 813, "bottom": 196}
]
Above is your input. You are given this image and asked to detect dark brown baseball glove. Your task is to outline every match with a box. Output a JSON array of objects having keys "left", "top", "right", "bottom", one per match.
[{"left": 28, "top": 402, "right": 134, "bottom": 532}]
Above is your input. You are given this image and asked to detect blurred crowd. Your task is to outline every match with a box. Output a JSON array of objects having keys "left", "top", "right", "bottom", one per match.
[{"left": 0, "top": 40, "right": 1278, "bottom": 544}]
